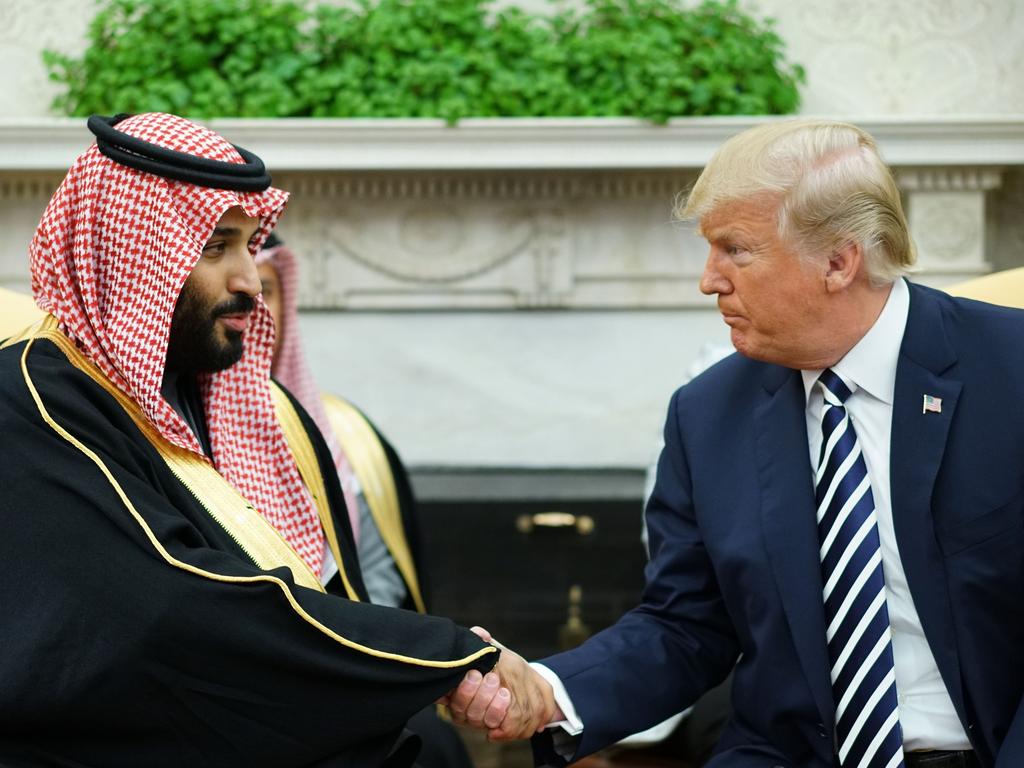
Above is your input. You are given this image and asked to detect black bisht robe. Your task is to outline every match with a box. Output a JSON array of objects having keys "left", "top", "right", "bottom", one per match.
[{"left": 0, "top": 332, "right": 496, "bottom": 768}]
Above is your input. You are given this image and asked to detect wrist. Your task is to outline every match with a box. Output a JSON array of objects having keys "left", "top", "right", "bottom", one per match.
[{"left": 536, "top": 675, "right": 562, "bottom": 724}]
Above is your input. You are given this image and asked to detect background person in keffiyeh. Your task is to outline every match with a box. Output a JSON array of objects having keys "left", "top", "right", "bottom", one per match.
[
  {"left": 452, "top": 119, "right": 1024, "bottom": 768},
  {"left": 257, "top": 235, "right": 476, "bottom": 768},
  {"left": 0, "top": 112, "right": 508, "bottom": 768}
]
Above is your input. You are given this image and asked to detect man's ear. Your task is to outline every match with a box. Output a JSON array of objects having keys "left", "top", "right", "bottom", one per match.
[{"left": 824, "top": 240, "right": 862, "bottom": 293}]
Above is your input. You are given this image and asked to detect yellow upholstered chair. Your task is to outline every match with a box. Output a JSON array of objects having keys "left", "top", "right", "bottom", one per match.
[
  {"left": 0, "top": 286, "right": 45, "bottom": 340},
  {"left": 945, "top": 266, "right": 1024, "bottom": 310}
]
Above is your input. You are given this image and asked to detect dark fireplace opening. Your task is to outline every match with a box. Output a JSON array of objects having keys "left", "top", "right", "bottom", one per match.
[{"left": 418, "top": 497, "right": 647, "bottom": 660}]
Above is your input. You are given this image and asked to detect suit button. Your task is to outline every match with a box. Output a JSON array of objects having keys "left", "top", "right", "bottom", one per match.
[{"left": 817, "top": 722, "right": 829, "bottom": 738}]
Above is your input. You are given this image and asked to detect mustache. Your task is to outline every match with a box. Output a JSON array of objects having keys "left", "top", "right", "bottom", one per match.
[{"left": 212, "top": 294, "right": 255, "bottom": 317}]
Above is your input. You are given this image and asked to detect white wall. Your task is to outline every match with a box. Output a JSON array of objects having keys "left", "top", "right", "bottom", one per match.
[{"left": 300, "top": 308, "right": 730, "bottom": 468}]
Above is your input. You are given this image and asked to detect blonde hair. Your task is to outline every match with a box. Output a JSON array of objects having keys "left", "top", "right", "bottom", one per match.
[{"left": 680, "top": 119, "right": 916, "bottom": 284}]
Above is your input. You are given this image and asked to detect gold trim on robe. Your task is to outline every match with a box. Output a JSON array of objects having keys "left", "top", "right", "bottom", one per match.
[
  {"left": 15, "top": 316, "right": 323, "bottom": 591},
  {"left": 271, "top": 382, "right": 361, "bottom": 602},
  {"left": 322, "top": 392, "right": 427, "bottom": 614},
  {"left": 6, "top": 317, "right": 494, "bottom": 668}
]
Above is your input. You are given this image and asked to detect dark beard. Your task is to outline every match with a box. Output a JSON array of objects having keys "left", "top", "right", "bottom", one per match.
[{"left": 165, "top": 284, "right": 254, "bottom": 376}]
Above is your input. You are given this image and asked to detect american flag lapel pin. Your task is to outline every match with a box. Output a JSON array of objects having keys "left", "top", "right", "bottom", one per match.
[{"left": 922, "top": 394, "right": 942, "bottom": 414}]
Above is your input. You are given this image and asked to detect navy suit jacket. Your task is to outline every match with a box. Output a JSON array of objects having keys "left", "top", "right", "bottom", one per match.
[{"left": 537, "top": 283, "right": 1024, "bottom": 767}]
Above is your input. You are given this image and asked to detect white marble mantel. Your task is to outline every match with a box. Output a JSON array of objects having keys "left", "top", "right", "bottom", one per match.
[
  {"left": 2, "top": 116, "right": 1020, "bottom": 307},
  {"left": 2, "top": 117, "right": 1022, "bottom": 487},
  {"left": 2, "top": 116, "right": 1023, "bottom": 171}
]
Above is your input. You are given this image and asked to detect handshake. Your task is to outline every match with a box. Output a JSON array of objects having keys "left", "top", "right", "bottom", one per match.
[{"left": 441, "top": 627, "right": 566, "bottom": 740}]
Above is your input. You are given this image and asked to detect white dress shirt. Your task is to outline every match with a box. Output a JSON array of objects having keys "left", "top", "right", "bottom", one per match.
[
  {"left": 801, "top": 277, "right": 968, "bottom": 750},
  {"left": 538, "top": 278, "right": 970, "bottom": 752}
]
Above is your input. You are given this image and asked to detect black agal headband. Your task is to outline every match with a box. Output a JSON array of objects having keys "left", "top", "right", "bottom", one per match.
[{"left": 87, "top": 114, "right": 272, "bottom": 192}]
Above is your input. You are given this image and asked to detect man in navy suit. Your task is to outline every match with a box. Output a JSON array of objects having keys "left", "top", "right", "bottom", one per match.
[{"left": 448, "top": 119, "right": 1024, "bottom": 768}]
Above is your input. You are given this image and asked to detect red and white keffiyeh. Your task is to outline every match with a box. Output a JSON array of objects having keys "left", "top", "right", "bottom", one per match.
[
  {"left": 256, "top": 243, "right": 361, "bottom": 543},
  {"left": 30, "top": 112, "right": 325, "bottom": 576}
]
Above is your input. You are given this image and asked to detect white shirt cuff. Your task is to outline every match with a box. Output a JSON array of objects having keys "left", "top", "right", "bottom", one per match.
[{"left": 530, "top": 662, "right": 584, "bottom": 736}]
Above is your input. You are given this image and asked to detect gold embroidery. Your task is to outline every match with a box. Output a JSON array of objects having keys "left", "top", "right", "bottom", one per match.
[
  {"left": 1, "top": 316, "right": 47, "bottom": 350},
  {"left": 322, "top": 393, "right": 426, "bottom": 614},
  {"left": 271, "top": 382, "right": 361, "bottom": 602},
  {"left": 24, "top": 318, "right": 322, "bottom": 591},
  {"left": 13, "top": 319, "right": 495, "bottom": 668}
]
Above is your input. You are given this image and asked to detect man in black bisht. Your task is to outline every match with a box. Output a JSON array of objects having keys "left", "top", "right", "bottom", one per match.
[{"left": 0, "top": 112, "right": 499, "bottom": 768}]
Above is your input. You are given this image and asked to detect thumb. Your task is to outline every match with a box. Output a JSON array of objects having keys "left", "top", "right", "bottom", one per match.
[{"left": 470, "top": 625, "right": 493, "bottom": 643}]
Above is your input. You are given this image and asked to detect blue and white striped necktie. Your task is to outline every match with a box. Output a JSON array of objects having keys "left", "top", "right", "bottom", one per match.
[{"left": 816, "top": 369, "right": 904, "bottom": 768}]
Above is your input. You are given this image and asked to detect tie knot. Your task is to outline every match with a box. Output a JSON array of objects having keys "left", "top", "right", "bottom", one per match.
[{"left": 818, "top": 368, "right": 855, "bottom": 405}]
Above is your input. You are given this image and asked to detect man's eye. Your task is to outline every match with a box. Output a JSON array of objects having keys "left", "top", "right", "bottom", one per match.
[{"left": 203, "top": 242, "right": 227, "bottom": 256}]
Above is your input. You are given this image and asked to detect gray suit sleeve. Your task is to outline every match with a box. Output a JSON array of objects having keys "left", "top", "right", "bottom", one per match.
[{"left": 354, "top": 489, "right": 408, "bottom": 608}]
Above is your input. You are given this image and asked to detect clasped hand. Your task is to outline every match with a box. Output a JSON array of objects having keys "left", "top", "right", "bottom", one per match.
[{"left": 442, "top": 627, "right": 562, "bottom": 740}]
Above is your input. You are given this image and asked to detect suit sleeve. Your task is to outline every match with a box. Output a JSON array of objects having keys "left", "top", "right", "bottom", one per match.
[
  {"left": 534, "top": 388, "right": 740, "bottom": 761},
  {"left": 996, "top": 701, "right": 1024, "bottom": 767}
]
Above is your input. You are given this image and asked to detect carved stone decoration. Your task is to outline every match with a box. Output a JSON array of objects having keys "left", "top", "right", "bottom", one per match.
[
  {"left": 569, "top": 190, "right": 708, "bottom": 307},
  {"left": 265, "top": 171, "right": 714, "bottom": 310},
  {"left": 526, "top": 209, "right": 573, "bottom": 308},
  {"left": 899, "top": 167, "right": 1002, "bottom": 283},
  {"left": 334, "top": 203, "right": 535, "bottom": 284},
  {"left": 0, "top": 173, "right": 60, "bottom": 293},
  {"left": 311, "top": 204, "right": 547, "bottom": 308},
  {"left": 910, "top": 194, "right": 984, "bottom": 265},
  {"left": 0, "top": 159, "right": 1015, "bottom": 307},
  {"left": 265, "top": 163, "right": 1012, "bottom": 307},
  {"left": 397, "top": 205, "right": 467, "bottom": 262},
  {"left": 898, "top": 168, "right": 1004, "bottom": 192}
]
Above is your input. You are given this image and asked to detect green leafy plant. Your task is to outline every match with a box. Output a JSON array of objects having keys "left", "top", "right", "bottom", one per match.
[
  {"left": 43, "top": 0, "right": 314, "bottom": 117},
  {"left": 44, "top": 0, "right": 804, "bottom": 122},
  {"left": 300, "top": 1, "right": 579, "bottom": 121},
  {"left": 557, "top": 0, "right": 805, "bottom": 121}
]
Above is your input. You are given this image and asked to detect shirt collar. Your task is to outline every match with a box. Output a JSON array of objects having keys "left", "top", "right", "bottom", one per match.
[{"left": 801, "top": 277, "right": 909, "bottom": 406}]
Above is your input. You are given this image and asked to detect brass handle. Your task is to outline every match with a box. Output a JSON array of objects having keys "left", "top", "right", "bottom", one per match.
[{"left": 516, "top": 512, "right": 595, "bottom": 535}]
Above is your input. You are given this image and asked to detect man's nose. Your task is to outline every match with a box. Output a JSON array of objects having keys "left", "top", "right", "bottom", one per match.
[
  {"left": 229, "top": 252, "right": 262, "bottom": 298},
  {"left": 699, "top": 252, "right": 729, "bottom": 296}
]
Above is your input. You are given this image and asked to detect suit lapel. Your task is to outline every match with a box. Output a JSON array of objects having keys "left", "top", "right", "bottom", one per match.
[
  {"left": 755, "top": 365, "right": 835, "bottom": 732},
  {"left": 890, "top": 284, "right": 965, "bottom": 715}
]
